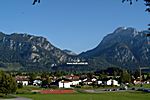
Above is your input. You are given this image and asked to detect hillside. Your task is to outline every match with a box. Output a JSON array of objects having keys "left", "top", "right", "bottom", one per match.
[
  {"left": 0, "top": 32, "right": 73, "bottom": 71},
  {"left": 80, "top": 27, "right": 150, "bottom": 70},
  {"left": 0, "top": 27, "right": 150, "bottom": 72}
]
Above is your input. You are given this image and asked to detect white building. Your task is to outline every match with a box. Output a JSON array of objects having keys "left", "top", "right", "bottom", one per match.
[
  {"left": 59, "top": 80, "right": 72, "bottom": 88},
  {"left": 17, "top": 80, "right": 29, "bottom": 86},
  {"left": 113, "top": 80, "right": 120, "bottom": 86},
  {"left": 106, "top": 79, "right": 120, "bottom": 86},
  {"left": 91, "top": 78, "right": 97, "bottom": 82},
  {"left": 107, "top": 79, "right": 112, "bottom": 85},
  {"left": 16, "top": 76, "right": 29, "bottom": 86},
  {"left": 33, "top": 80, "right": 42, "bottom": 86},
  {"left": 71, "top": 80, "right": 81, "bottom": 85},
  {"left": 97, "top": 80, "right": 103, "bottom": 85}
]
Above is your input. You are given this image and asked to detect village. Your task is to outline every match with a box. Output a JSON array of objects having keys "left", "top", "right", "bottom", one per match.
[
  {"left": 14, "top": 68, "right": 150, "bottom": 92},
  {"left": 16, "top": 74, "right": 121, "bottom": 89}
]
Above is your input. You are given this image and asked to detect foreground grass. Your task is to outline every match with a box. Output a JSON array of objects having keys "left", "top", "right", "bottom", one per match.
[
  {"left": 127, "top": 84, "right": 150, "bottom": 88},
  {"left": 18, "top": 92, "right": 150, "bottom": 100}
]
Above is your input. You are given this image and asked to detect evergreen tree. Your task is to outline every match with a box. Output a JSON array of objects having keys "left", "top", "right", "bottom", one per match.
[
  {"left": 0, "top": 70, "right": 17, "bottom": 95},
  {"left": 123, "top": 0, "right": 150, "bottom": 30},
  {"left": 120, "top": 70, "right": 131, "bottom": 83}
]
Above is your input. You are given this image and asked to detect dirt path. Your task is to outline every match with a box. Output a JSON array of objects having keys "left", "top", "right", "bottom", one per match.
[{"left": 0, "top": 97, "right": 32, "bottom": 100}]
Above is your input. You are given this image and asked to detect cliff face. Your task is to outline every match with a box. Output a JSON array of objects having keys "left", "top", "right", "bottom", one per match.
[{"left": 0, "top": 32, "right": 71, "bottom": 71}]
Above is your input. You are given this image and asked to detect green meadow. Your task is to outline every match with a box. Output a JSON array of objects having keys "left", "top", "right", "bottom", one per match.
[{"left": 18, "top": 92, "right": 150, "bottom": 100}]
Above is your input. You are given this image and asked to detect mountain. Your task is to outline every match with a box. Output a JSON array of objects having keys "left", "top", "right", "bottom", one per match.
[
  {"left": 0, "top": 32, "right": 74, "bottom": 71},
  {"left": 63, "top": 49, "right": 77, "bottom": 56},
  {"left": 1, "top": 27, "right": 150, "bottom": 72},
  {"left": 80, "top": 27, "right": 150, "bottom": 70}
]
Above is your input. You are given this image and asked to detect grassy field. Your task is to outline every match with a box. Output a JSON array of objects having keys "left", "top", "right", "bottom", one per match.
[
  {"left": 18, "top": 92, "right": 150, "bottom": 100},
  {"left": 132, "top": 84, "right": 150, "bottom": 88}
]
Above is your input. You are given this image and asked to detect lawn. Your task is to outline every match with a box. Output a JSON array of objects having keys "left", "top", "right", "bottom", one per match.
[
  {"left": 127, "top": 84, "right": 150, "bottom": 88},
  {"left": 18, "top": 92, "right": 150, "bottom": 100}
]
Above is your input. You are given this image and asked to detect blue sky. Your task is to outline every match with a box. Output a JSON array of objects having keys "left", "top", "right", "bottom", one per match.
[{"left": 0, "top": 0, "right": 149, "bottom": 54}]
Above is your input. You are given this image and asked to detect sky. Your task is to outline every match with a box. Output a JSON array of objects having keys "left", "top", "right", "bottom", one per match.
[{"left": 0, "top": 0, "right": 149, "bottom": 54}]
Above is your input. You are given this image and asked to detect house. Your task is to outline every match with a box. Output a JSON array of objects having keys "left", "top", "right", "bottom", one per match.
[
  {"left": 15, "top": 76, "right": 29, "bottom": 86},
  {"left": 83, "top": 78, "right": 93, "bottom": 85},
  {"left": 58, "top": 79, "right": 72, "bottom": 88},
  {"left": 33, "top": 80, "right": 42, "bottom": 86},
  {"left": 145, "top": 79, "right": 150, "bottom": 84},
  {"left": 82, "top": 78, "right": 88, "bottom": 82},
  {"left": 106, "top": 79, "right": 120, "bottom": 86},
  {"left": 97, "top": 80, "right": 103, "bottom": 85},
  {"left": 64, "top": 75, "right": 80, "bottom": 80},
  {"left": 133, "top": 79, "right": 142, "bottom": 85},
  {"left": 91, "top": 77, "right": 97, "bottom": 82},
  {"left": 71, "top": 79, "right": 81, "bottom": 86},
  {"left": 64, "top": 75, "right": 81, "bottom": 86}
]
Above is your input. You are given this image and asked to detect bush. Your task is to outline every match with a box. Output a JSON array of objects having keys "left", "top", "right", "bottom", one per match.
[
  {"left": 16, "top": 89, "right": 31, "bottom": 94},
  {"left": 17, "top": 83, "right": 23, "bottom": 89},
  {"left": 75, "top": 85, "right": 81, "bottom": 88}
]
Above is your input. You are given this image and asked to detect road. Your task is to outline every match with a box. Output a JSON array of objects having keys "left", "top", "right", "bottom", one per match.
[{"left": 0, "top": 97, "right": 32, "bottom": 100}]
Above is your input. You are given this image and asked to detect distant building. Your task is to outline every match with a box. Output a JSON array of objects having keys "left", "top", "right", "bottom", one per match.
[
  {"left": 15, "top": 76, "right": 29, "bottom": 86},
  {"left": 106, "top": 79, "right": 120, "bottom": 86},
  {"left": 59, "top": 79, "right": 72, "bottom": 88},
  {"left": 64, "top": 75, "right": 81, "bottom": 86},
  {"left": 33, "top": 80, "right": 42, "bottom": 86},
  {"left": 71, "top": 79, "right": 81, "bottom": 86},
  {"left": 97, "top": 80, "right": 103, "bottom": 85}
]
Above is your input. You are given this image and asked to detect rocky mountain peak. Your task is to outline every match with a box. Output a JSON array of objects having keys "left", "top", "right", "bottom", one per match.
[
  {"left": 0, "top": 32, "right": 73, "bottom": 71},
  {"left": 113, "top": 27, "right": 138, "bottom": 37},
  {"left": 80, "top": 27, "right": 150, "bottom": 70}
]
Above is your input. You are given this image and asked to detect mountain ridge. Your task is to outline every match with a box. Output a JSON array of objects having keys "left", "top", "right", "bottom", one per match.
[
  {"left": 0, "top": 32, "right": 75, "bottom": 71},
  {"left": 80, "top": 27, "right": 150, "bottom": 70},
  {"left": 0, "top": 27, "right": 150, "bottom": 71}
]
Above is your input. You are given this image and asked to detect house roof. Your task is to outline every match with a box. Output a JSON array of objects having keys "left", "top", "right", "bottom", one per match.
[
  {"left": 57, "top": 78, "right": 72, "bottom": 83},
  {"left": 15, "top": 76, "right": 29, "bottom": 81},
  {"left": 16, "top": 77, "right": 29, "bottom": 81},
  {"left": 64, "top": 75, "right": 80, "bottom": 80}
]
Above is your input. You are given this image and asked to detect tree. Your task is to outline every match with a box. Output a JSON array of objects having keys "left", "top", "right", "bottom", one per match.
[
  {"left": 145, "top": 0, "right": 150, "bottom": 12},
  {"left": 123, "top": 0, "right": 150, "bottom": 31},
  {"left": 0, "top": 70, "right": 17, "bottom": 95},
  {"left": 32, "top": 0, "right": 150, "bottom": 31},
  {"left": 133, "top": 70, "right": 140, "bottom": 79},
  {"left": 29, "top": 73, "right": 37, "bottom": 85},
  {"left": 32, "top": 0, "right": 40, "bottom": 5},
  {"left": 32, "top": 0, "right": 150, "bottom": 13},
  {"left": 120, "top": 70, "right": 131, "bottom": 83},
  {"left": 122, "top": 0, "right": 138, "bottom": 5},
  {"left": 17, "top": 83, "right": 23, "bottom": 89},
  {"left": 122, "top": 0, "right": 150, "bottom": 11},
  {"left": 98, "top": 73, "right": 107, "bottom": 80},
  {"left": 41, "top": 72, "right": 51, "bottom": 88}
]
